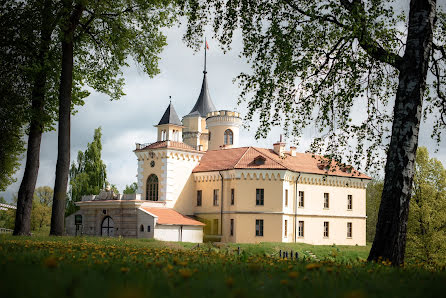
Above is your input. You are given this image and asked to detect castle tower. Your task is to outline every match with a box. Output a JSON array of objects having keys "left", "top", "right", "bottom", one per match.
[
  {"left": 182, "top": 42, "right": 217, "bottom": 151},
  {"left": 206, "top": 110, "right": 242, "bottom": 150},
  {"left": 156, "top": 102, "right": 184, "bottom": 142}
]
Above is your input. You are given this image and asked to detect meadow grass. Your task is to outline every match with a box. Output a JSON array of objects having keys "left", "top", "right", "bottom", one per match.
[{"left": 0, "top": 234, "right": 444, "bottom": 298}]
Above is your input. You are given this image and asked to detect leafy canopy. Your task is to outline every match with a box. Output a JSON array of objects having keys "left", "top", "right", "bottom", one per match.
[
  {"left": 406, "top": 147, "right": 446, "bottom": 266},
  {"left": 180, "top": 0, "right": 446, "bottom": 172}
]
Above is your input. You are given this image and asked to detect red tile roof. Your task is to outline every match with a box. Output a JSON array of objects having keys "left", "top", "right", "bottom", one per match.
[
  {"left": 135, "top": 141, "right": 200, "bottom": 152},
  {"left": 141, "top": 207, "right": 205, "bottom": 226},
  {"left": 193, "top": 147, "right": 371, "bottom": 179}
]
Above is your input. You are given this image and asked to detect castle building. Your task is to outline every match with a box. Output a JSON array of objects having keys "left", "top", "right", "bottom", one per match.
[{"left": 66, "top": 59, "right": 371, "bottom": 245}]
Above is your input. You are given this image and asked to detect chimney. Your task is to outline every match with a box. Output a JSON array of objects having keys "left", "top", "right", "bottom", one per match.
[
  {"left": 273, "top": 135, "right": 286, "bottom": 156},
  {"left": 290, "top": 146, "right": 297, "bottom": 157}
]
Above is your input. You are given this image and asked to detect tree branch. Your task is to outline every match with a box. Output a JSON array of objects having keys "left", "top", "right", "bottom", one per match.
[
  {"left": 283, "top": 0, "right": 345, "bottom": 28},
  {"left": 339, "top": 0, "right": 403, "bottom": 69}
]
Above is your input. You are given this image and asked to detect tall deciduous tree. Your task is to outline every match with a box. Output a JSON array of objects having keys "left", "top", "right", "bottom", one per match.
[
  {"left": 406, "top": 147, "right": 446, "bottom": 266},
  {"left": 49, "top": 0, "right": 176, "bottom": 235},
  {"left": 66, "top": 127, "right": 107, "bottom": 216},
  {"left": 181, "top": 0, "right": 445, "bottom": 265},
  {"left": 5, "top": 0, "right": 70, "bottom": 236}
]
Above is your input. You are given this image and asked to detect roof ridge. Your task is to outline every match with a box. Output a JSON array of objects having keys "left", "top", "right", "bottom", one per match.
[
  {"left": 233, "top": 147, "right": 254, "bottom": 168},
  {"left": 250, "top": 147, "right": 288, "bottom": 169}
]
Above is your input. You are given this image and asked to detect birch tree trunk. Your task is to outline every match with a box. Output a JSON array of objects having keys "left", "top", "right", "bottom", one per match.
[{"left": 368, "top": 0, "right": 437, "bottom": 265}]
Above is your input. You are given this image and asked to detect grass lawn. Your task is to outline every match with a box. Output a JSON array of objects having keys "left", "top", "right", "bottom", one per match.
[{"left": 0, "top": 234, "right": 445, "bottom": 298}]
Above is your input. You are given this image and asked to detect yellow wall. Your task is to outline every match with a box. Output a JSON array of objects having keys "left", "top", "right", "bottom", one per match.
[{"left": 191, "top": 170, "right": 367, "bottom": 245}]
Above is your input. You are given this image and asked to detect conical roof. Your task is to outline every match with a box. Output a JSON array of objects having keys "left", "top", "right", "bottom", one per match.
[
  {"left": 158, "top": 102, "right": 182, "bottom": 126},
  {"left": 186, "top": 72, "right": 216, "bottom": 117}
]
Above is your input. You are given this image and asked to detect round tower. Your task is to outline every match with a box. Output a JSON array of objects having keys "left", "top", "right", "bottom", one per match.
[{"left": 206, "top": 110, "right": 242, "bottom": 150}]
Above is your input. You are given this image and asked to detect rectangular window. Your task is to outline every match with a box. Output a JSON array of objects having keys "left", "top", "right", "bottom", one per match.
[
  {"left": 256, "top": 189, "right": 264, "bottom": 205},
  {"left": 197, "top": 190, "right": 202, "bottom": 206},
  {"left": 255, "top": 219, "right": 264, "bottom": 236},
  {"left": 213, "top": 219, "right": 219, "bottom": 235},
  {"left": 284, "top": 220, "right": 288, "bottom": 237},
  {"left": 285, "top": 189, "right": 288, "bottom": 207},
  {"left": 298, "top": 191, "right": 304, "bottom": 207},
  {"left": 324, "top": 221, "right": 329, "bottom": 238},
  {"left": 230, "top": 219, "right": 234, "bottom": 236},
  {"left": 298, "top": 221, "right": 304, "bottom": 237},
  {"left": 213, "top": 189, "right": 219, "bottom": 206},
  {"left": 231, "top": 188, "right": 235, "bottom": 205},
  {"left": 347, "top": 222, "right": 352, "bottom": 238},
  {"left": 347, "top": 195, "right": 353, "bottom": 210},
  {"left": 324, "top": 193, "right": 329, "bottom": 209}
]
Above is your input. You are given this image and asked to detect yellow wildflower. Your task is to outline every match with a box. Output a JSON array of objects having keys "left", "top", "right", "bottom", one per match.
[{"left": 305, "top": 263, "right": 322, "bottom": 270}]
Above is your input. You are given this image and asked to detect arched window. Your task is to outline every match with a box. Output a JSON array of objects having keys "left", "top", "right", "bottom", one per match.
[
  {"left": 146, "top": 174, "right": 159, "bottom": 201},
  {"left": 101, "top": 216, "right": 114, "bottom": 237},
  {"left": 140, "top": 224, "right": 144, "bottom": 232},
  {"left": 224, "top": 129, "right": 233, "bottom": 145}
]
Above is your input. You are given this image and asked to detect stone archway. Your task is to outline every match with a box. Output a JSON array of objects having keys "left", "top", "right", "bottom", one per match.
[{"left": 101, "top": 216, "right": 114, "bottom": 236}]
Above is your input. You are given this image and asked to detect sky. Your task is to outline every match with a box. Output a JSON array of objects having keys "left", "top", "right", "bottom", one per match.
[{"left": 1, "top": 15, "right": 445, "bottom": 202}]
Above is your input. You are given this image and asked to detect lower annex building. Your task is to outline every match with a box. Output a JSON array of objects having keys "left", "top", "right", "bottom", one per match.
[{"left": 66, "top": 62, "right": 371, "bottom": 245}]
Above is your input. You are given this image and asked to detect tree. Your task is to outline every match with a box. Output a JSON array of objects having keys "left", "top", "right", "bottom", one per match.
[
  {"left": 66, "top": 127, "right": 107, "bottom": 216},
  {"left": 123, "top": 182, "right": 138, "bottom": 194},
  {"left": 366, "top": 180, "right": 383, "bottom": 242},
  {"left": 181, "top": 0, "right": 445, "bottom": 265},
  {"left": 7, "top": 0, "right": 64, "bottom": 236},
  {"left": 31, "top": 186, "right": 53, "bottom": 231},
  {"left": 0, "top": 1, "right": 32, "bottom": 192},
  {"left": 406, "top": 147, "right": 446, "bottom": 266},
  {"left": 4, "top": 0, "right": 86, "bottom": 236},
  {"left": 50, "top": 0, "right": 176, "bottom": 235}
]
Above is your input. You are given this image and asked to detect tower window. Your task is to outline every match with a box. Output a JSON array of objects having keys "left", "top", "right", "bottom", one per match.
[
  {"left": 224, "top": 129, "right": 233, "bottom": 145},
  {"left": 146, "top": 174, "right": 159, "bottom": 201}
]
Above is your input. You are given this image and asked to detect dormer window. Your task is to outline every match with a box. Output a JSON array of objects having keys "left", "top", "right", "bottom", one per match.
[
  {"left": 254, "top": 155, "right": 266, "bottom": 165},
  {"left": 317, "top": 163, "right": 330, "bottom": 171}
]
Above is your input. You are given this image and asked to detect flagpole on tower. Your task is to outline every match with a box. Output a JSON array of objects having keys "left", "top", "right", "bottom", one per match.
[{"left": 204, "top": 37, "right": 207, "bottom": 74}]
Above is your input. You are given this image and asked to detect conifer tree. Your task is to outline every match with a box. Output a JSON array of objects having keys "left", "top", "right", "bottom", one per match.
[{"left": 66, "top": 127, "right": 107, "bottom": 215}]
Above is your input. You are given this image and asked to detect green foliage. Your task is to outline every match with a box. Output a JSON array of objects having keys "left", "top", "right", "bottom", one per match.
[
  {"left": 110, "top": 184, "right": 120, "bottom": 195},
  {"left": 366, "top": 180, "right": 383, "bottom": 242},
  {"left": 180, "top": 0, "right": 446, "bottom": 173},
  {"left": 0, "top": 197, "right": 15, "bottom": 229},
  {"left": 30, "top": 186, "right": 53, "bottom": 231},
  {"left": 123, "top": 182, "right": 138, "bottom": 194},
  {"left": 67, "top": 127, "right": 107, "bottom": 215},
  {"left": 73, "top": 0, "right": 177, "bottom": 102},
  {"left": 1, "top": 236, "right": 445, "bottom": 298},
  {"left": 406, "top": 147, "right": 446, "bottom": 266}
]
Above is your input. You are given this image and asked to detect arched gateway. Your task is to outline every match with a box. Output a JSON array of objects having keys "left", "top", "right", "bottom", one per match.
[{"left": 101, "top": 216, "right": 114, "bottom": 236}]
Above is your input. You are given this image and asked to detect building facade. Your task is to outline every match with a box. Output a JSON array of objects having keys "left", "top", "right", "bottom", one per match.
[{"left": 66, "top": 64, "right": 370, "bottom": 245}]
